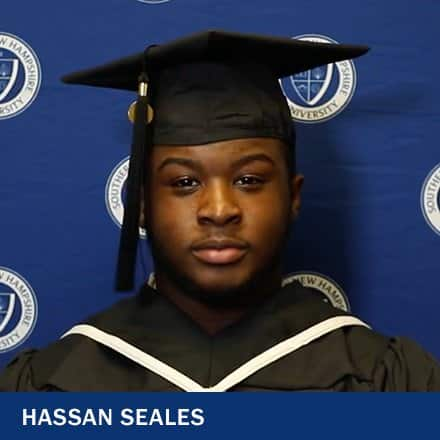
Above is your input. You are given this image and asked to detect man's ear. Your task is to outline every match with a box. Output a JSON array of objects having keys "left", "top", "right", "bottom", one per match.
[{"left": 290, "top": 174, "right": 304, "bottom": 221}]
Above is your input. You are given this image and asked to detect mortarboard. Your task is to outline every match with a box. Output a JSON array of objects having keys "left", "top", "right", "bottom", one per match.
[{"left": 61, "top": 30, "right": 369, "bottom": 292}]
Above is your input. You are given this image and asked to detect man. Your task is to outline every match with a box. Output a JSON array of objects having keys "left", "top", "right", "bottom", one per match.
[{"left": 1, "top": 30, "right": 439, "bottom": 391}]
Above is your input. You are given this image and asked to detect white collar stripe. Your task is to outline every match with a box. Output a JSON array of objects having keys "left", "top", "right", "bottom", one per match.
[
  {"left": 209, "top": 316, "right": 370, "bottom": 392},
  {"left": 62, "top": 316, "right": 370, "bottom": 392},
  {"left": 62, "top": 324, "right": 204, "bottom": 391}
]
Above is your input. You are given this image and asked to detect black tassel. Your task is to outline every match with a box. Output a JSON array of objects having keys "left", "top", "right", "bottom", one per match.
[{"left": 115, "top": 72, "right": 152, "bottom": 291}]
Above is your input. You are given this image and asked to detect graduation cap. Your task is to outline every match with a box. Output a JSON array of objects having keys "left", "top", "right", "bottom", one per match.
[{"left": 61, "top": 30, "right": 369, "bottom": 292}]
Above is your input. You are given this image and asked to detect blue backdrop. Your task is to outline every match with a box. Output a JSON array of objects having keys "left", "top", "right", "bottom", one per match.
[{"left": 1, "top": 0, "right": 439, "bottom": 368}]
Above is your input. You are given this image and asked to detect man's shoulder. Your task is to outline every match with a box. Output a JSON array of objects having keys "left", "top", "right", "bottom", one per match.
[
  {"left": 317, "top": 323, "right": 440, "bottom": 391},
  {"left": 276, "top": 286, "right": 440, "bottom": 391},
  {"left": 0, "top": 293, "right": 144, "bottom": 391}
]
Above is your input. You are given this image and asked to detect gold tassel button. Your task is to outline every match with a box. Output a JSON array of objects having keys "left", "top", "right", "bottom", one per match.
[{"left": 128, "top": 101, "right": 154, "bottom": 124}]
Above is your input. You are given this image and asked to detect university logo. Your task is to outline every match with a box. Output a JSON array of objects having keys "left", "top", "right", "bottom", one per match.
[
  {"left": 105, "top": 157, "right": 146, "bottom": 238},
  {"left": 147, "top": 271, "right": 350, "bottom": 311},
  {"left": 136, "top": 0, "right": 171, "bottom": 3},
  {"left": 421, "top": 163, "right": 440, "bottom": 235},
  {"left": 0, "top": 267, "right": 38, "bottom": 353},
  {"left": 0, "top": 32, "right": 41, "bottom": 120},
  {"left": 282, "top": 271, "right": 350, "bottom": 311},
  {"left": 280, "top": 34, "right": 357, "bottom": 123}
]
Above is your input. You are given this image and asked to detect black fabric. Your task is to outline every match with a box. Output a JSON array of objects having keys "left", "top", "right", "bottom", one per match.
[
  {"left": 116, "top": 86, "right": 151, "bottom": 291},
  {"left": 1, "top": 281, "right": 439, "bottom": 392},
  {"left": 61, "top": 30, "right": 368, "bottom": 148},
  {"left": 151, "top": 62, "right": 295, "bottom": 147},
  {"left": 61, "top": 30, "right": 369, "bottom": 90}
]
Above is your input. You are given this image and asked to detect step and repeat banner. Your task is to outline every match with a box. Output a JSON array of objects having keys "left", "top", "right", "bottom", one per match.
[{"left": 1, "top": 0, "right": 439, "bottom": 367}]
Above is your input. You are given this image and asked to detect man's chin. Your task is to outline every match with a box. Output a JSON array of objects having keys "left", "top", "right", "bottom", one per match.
[
  {"left": 150, "top": 239, "right": 284, "bottom": 308},
  {"left": 176, "top": 270, "right": 269, "bottom": 308},
  {"left": 184, "top": 286, "right": 253, "bottom": 308}
]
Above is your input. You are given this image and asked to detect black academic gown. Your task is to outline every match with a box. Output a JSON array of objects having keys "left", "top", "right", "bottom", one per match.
[{"left": 0, "top": 282, "right": 439, "bottom": 391}]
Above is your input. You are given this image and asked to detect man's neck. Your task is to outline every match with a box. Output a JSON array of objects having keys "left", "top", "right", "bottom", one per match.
[{"left": 153, "top": 273, "right": 282, "bottom": 336}]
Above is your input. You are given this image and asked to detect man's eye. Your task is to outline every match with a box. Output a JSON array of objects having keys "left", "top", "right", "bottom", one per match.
[
  {"left": 172, "top": 177, "right": 199, "bottom": 188},
  {"left": 235, "top": 175, "right": 264, "bottom": 186}
]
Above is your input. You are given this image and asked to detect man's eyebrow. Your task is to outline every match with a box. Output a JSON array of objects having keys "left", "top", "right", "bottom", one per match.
[
  {"left": 157, "top": 153, "right": 276, "bottom": 172},
  {"left": 157, "top": 157, "right": 203, "bottom": 172},
  {"left": 231, "top": 153, "right": 276, "bottom": 169}
]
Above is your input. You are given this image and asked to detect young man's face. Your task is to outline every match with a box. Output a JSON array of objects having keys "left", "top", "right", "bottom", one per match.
[{"left": 144, "top": 137, "right": 303, "bottom": 305}]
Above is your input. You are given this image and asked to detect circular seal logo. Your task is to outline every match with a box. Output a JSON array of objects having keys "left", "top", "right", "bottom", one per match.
[
  {"left": 421, "top": 163, "right": 440, "bottom": 235},
  {"left": 282, "top": 271, "right": 350, "bottom": 311},
  {"left": 0, "top": 267, "right": 38, "bottom": 353},
  {"left": 105, "top": 157, "right": 146, "bottom": 238},
  {"left": 0, "top": 32, "right": 41, "bottom": 120},
  {"left": 147, "top": 271, "right": 350, "bottom": 311},
  {"left": 136, "top": 0, "right": 170, "bottom": 3},
  {"left": 280, "top": 34, "right": 357, "bottom": 123}
]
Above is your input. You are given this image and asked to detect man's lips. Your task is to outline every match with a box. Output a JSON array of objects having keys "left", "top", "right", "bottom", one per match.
[
  {"left": 192, "top": 247, "right": 248, "bottom": 264},
  {"left": 191, "top": 239, "right": 249, "bottom": 265}
]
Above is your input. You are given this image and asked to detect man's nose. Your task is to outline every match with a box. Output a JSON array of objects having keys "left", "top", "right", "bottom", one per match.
[{"left": 197, "top": 179, "right": 242, "bottom": 226}]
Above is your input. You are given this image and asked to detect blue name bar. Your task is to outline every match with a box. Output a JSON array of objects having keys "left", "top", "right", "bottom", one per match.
[{"left": 0, "top": 393, "right": 438, "bottom": 439}]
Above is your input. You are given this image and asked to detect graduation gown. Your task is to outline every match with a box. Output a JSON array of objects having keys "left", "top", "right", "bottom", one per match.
[{"left": 0, "top": 281, "right": 439, "bottom": 391}]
